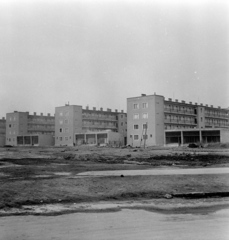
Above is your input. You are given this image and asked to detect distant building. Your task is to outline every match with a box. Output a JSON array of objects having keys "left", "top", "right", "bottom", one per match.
[
  {"left": 75, "top": 130, "right": 123, "bottom": 147},
  {"left": 55, "top": 104, "right": 127, "bottom": 146},
  {"left": 5, "top": 111, "right": 55, "bottom": 146},
  {"left": 127, "top": 94, "right": 229, "bottom": 147},
  {"left": 0, "top": 117, "right": 6, "bottom": 146}
]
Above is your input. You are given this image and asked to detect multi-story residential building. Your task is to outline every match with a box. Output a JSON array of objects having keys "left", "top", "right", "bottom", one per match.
[
  {"left": 55, "top": 104, "right": 127, "bottom": 146},
  {"left": 5, "top": 111, "right": 55, "bottom": 146},
  {"left": 0, "top": 117, "right": 6, "bottom": 146},
  {"left": 127, "top": 94, "right": 229, "bottom": 147}
]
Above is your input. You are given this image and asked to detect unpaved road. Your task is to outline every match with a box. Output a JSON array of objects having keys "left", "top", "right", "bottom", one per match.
[
  {"left": 1, "top": 207, "right": 229, "bottom": 240},
  {"left": 77, "top": 167, "right": 229, "bottom": 177}
]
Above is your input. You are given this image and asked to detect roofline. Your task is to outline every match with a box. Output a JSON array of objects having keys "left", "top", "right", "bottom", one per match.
[{"left": 127, "top": 94, "right": 164, "bottom": 99}]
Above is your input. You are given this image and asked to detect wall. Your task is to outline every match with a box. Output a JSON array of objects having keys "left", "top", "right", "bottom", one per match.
[
  {"left": 197, "top": 106, "right": 205, "bottom": 128},
  {"left": 108, "top": 131, "right": 123, "bottom": 146},
  {"left": 55, "top": 105, "right": 82, "bottom": 146},
  {"left": 127, "top": 94, "right": 165, "bottom": 147},
  {"left": 0, "top": 135, "right": 5, "bottom": 146},
  {"left": 220, "top": 129, "right": 229, "bottom": 143},
  {"left": 117, "top": 113, "right": 127, "bottom": 144},
  {"left": 6, "top": 112, "right": 28, "bottom": 146},
  {"left": 39, "top": 134, "right": 54, "bottom": 146},
  {"left": 154, "top": 95, "right": 165, "bottom": 145}
]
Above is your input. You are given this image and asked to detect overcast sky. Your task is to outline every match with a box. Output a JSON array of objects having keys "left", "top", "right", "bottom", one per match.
[{"left": 0, "top": 0, "right": 228, "bottom": 117}]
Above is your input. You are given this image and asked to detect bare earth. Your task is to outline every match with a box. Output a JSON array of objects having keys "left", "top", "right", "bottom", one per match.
[{"left": 0, "top": 145, "right": 229, "bottom": 216}]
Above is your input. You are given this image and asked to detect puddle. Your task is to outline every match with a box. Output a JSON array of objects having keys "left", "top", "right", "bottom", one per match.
[
  {"left": 34, "top": 175, "right": 52, "bottom": 178},
  {"left": 54, "top": 172, "right": 71, "bottom": 176}
]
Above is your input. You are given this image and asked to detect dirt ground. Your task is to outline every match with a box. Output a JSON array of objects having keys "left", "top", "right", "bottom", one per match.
[{"left": 0, "top": 145, "right": 229, "bottom": 215}]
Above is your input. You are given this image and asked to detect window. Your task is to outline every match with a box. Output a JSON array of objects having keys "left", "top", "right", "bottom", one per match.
[
  {"left": 134, "top": 124, "right": 139, "bottom": 129},
  {"left": 143, "top": 135, "right": 148, "bottom": 140},
  {"left": 121, "top": 115, "right": 123, "bottom": 118},
  {"left": 9, "top": 124, "right": 11, "bottom": 128},
  {"left": 130, "top": 135, "right": 132, "bottom": 138},
  {"left": 65, "top": 136, "right": 68, "bottom": 141},
  {"left": 59, "top": 112, "right": 63, "bottom": 116},
  {"left": 65, "top": 128, "right": 69, "bottom": 133},
  {"left": 59, "top": 120, "right": 63, "bottom": 125},
  {"left": 150, "top": 134, "right": 152, "bottom": 137},
  {"left": 60, "top": 128, "right": 63, "bottom": 133},
  {"left": 133, "top": 103, "right": 139, "bottom": 109},
  {"left": 133, "top": 114, "right": 139, "bottom": 119},
  {"left": 143, "top": 123, "right": 147, "bottom": 129},
  {"left": 142, "top": 103, "right": 148, "bottom": 108},
  {"left": 121, "top": 122, "right": 123, "bottom": 126},
  {"left": 134, "top": 135, "right": 139, "bottom": 140},
  {"left": 64, "top": 119, "right": 69, "bottom": 124},
  {"left": 142, "top": 113, "right": 148, "bottom": 119},
  {"left": 59, "top": 137, "right": 62, "bottom": 141}
]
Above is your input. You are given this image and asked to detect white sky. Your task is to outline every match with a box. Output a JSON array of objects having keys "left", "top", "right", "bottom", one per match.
[{"left": 0, "top": 0, "right": 228, "bottom": 117}]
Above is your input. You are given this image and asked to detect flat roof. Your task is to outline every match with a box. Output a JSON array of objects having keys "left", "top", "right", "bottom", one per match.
[{"left": 127, "top": 94, "right": 164, "bottom": 99}]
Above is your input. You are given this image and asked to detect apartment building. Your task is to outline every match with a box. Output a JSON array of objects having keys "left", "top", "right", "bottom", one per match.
[
  {"left": 55, "top": 104, "right": 127, "bottom": 146},
  {"left": 0, "top": 117, "right": 6, "bottom": 146},
  {"left": 127, "top": 94, "right": 229, "bottom": 147},
  {"left": 6, "top": 111, "right": 55, "bottom": 146}
]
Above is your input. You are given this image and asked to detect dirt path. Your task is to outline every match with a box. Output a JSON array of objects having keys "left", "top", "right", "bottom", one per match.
[
  {"left": 1, "top": 205, "right": 229, "bottom": 240},
  {"left": 77, "top": 167, "right": 229, "bottom": 177}
]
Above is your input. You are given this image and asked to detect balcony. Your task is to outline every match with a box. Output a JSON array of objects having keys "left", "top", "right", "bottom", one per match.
[
  {"left": 28, "top": 121, "right": 54, "bottom": 125},
  {"left": 164, "top": 109, "right": 196, "bottom": 116},
  {"left": 164, "top": 119, "right": 197, "bottom": 125},
  {"left": 82, "top": 115, "right": 117, "bottom": 121},
  {"left": 205, "top": 114, "right": 229, "bottom": 120}
]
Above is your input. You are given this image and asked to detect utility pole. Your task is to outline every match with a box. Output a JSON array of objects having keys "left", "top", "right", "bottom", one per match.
[
  {"left": 140, "top": 126, "right": 144, "bottom": 147},
  {"left": 143, "top": 122, "right": 148, "bottom": 149}
]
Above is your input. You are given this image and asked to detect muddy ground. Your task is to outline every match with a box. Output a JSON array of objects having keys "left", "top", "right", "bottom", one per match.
[{"left": 0, "top": 145, "right": 229, "bottom": 214}]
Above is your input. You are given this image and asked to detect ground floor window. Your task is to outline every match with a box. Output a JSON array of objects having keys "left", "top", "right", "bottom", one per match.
[
  {"left": 143, "top": 135, "right": 148, "bottom": 139},
  {"left": 134, "top": 135, "right": 138, "bottom": 140}
]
